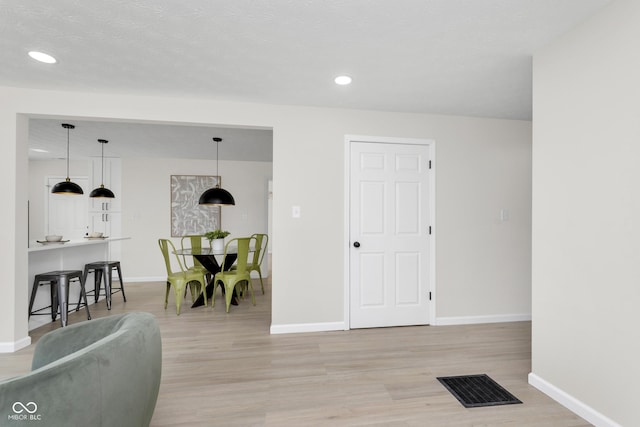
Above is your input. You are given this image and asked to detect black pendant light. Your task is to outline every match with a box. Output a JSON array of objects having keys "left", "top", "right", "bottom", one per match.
[
  {"left": 51, "top": 123, "right": 84, "bottom": 195},
  {"left": 199, "top": 137, "right": 235, "bottom": 206},
  {"left": 89, "top": 139, "right": 115, "bottom": 198}
]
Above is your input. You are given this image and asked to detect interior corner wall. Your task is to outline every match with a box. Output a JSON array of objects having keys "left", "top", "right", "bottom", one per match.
[
  {"left": 531, "top": 0, "right": 640, "bottom": 425},
  {"left": 0, "top": 85, "right": 531, "bottom": 352}
]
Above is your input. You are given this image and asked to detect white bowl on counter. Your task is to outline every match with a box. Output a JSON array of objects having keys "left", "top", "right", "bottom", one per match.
[{"left": 45, "top": 235, "right": 63, "bottom": 242}]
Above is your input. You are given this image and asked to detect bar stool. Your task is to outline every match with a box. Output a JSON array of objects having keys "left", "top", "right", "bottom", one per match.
[
  {"left": 28, "top": 270, "right": 91, "bottom": 327},
  {"left": 82, "top": 261, "right": 127, "bottom": 310}
]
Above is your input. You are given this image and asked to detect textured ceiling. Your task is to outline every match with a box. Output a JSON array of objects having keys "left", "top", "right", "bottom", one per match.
[{"left": 1, "top": 0, "right": 612, "bottom": 158}]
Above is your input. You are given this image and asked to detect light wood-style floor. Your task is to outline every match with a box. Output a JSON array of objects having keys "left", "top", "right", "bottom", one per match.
[{"left": 1, "top": 278, "right": 591, "bottom": 426}]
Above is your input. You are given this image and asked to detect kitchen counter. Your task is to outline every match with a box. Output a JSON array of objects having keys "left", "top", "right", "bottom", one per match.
[
  {"left": 28, "top": 237, "right": 130, "bottom": 331},
  {"left": 28, "top": 237, "right": 130, "bottom": 252}
]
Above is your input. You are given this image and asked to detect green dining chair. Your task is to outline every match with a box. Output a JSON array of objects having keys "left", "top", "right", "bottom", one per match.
[
  {"left": 248, "top": 233, "right": 268, "bottom": 294},
  {"left": 213, "top": 237, "right": 255, "bottom": 312},
  {"left": 180, "top": 234, "right": 211, "bottom": 295},
  {"left": 158, "top": 239, "right": 207, "bottom": 314},
  {"left": 233, "top": 233, "right": 269, "bottom": 296}
]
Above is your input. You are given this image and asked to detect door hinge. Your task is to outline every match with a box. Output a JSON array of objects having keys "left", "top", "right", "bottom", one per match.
[
  {"left": 429, "top": 292, "right": 432, "bottom": 301},
  {"left": 429, "top": 226, "right": 432, "bottom": 235},
  {"left": 429, "top": 160, "right": 432, "bottom": 169}
]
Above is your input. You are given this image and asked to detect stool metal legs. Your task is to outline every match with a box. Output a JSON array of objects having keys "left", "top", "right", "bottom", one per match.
[
  {"left": 56, "top": 274, "right": 91, "bottom": 326},
  {"left": 29, "top": 270, "right": 91, "bottom": 327},
  {"left": 29, "top": 277, "right": 57, "bottom": 322},
  {"left": 57, "top": 274, "right": 71, "bottom": 327},
  {"left": 82, "top": 262, "right": 126, "bottom": 310}
]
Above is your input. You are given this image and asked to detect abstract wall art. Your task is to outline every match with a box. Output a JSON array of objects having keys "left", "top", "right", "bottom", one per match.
[{"left": 170, "top": 175, "right": 221, "bottom": 236}]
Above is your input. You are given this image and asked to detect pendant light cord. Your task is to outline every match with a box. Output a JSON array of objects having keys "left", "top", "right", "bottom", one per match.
[
  {"left": 213, "top": 137, "right": 222, "bottom": 189},
  {"left": 66, "top": 126, "right": 70, "bottom": 179},
  {"left": 101, "top": 141, "right": 105, "bottom": 185},
  {"left": 216, "top": 139, "right": 220, "bottom": 188},
  {"left": 61, "top": 123, "right": 75, "bottom": 181}
]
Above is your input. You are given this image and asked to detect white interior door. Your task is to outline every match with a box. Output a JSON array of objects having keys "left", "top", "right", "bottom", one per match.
[
  {"left": 349, "top": 138, "right": 432, "bottom": 328},
  {"left": 46, "top": 177, "right": 89, "bottom": 239}
]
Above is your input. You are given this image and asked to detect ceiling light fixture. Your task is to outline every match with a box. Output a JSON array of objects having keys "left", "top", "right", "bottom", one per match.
[
  {"left": 198, "top": 137, "right": 236, "bottom": 206},
  {"left": 51, "top": 124, "right": 84, "bottom": 195},
  {"left": 28, "top": 51, "right": 57, "bottom": 64},
  {"left": 89, "top": 139, "right": 115, "bottom": 198},
  {"left": 334, "top": 75, "right": 352, "bottom": 85}
]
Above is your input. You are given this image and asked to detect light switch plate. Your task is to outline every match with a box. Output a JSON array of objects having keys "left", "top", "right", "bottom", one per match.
[{"left": 292, "top": 205, "right": 301, "bottom": 218}]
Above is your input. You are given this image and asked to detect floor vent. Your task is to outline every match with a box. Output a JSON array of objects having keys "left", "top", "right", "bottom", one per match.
[{"left": 437, "top": 374, "right": 522, "bottom": 408}]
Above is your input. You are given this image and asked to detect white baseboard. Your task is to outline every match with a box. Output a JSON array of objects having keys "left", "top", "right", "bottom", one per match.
[
  {"left": 528, "top": 373, "right": 622, "bottom": 427},
  {"left": 271, "top": 315, "right": 530, "bottom": 334},
  {"left": 0, "top": 336, "right": 31, "bottom": 353},
  {"left": 435, "top": 313, "right": 531, "bottom": 326},
  {"left": 270, "top": 321, "right": 345, "bottom": 334}
]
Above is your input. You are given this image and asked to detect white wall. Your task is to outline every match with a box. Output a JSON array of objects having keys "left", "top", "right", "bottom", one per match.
[
  {"left": 436, "top": 120, "right": 532, "bottom": 321},
  {"left": 0, "top": 86, "right": 531, "bottom": 352},
  {"left": 531, "top": 0, "right": 639, "bottom": 425}
]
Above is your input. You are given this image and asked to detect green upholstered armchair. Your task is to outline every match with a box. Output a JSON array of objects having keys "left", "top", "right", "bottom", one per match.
[{"left": 0, "top": 312, "right": 162, "bottom": 427}]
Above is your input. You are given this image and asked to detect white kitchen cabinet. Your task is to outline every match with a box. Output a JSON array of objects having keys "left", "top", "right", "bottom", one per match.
[{"left": 89, "top": 212, "right": 121, "bottom": 237}]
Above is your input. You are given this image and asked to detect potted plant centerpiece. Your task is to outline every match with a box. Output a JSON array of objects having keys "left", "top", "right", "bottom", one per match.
[{"left": 205, "top": 229, "right": 230, "bottom": 251}]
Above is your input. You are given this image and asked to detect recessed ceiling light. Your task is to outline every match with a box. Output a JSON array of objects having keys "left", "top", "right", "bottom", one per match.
[
  {"left": 28, "top": 51, "right": 57, "bottom": 64},
  {"left": 334, "top": 75, "right": 352, "bottom": 85}
]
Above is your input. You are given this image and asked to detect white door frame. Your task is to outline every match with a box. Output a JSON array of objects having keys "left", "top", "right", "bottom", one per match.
[{"left": 344, "top": 135, "right": 436, "bottom": 330}]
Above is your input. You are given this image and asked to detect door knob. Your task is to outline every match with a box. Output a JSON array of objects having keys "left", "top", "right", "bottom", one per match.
[{"left": 353, "top": 241, "right": 360, "bottom": 248}]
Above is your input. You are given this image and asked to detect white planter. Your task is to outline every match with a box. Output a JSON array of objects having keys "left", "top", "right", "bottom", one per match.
[{"left": 212, "top": 238, "right": 224, "bottom": 251}]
